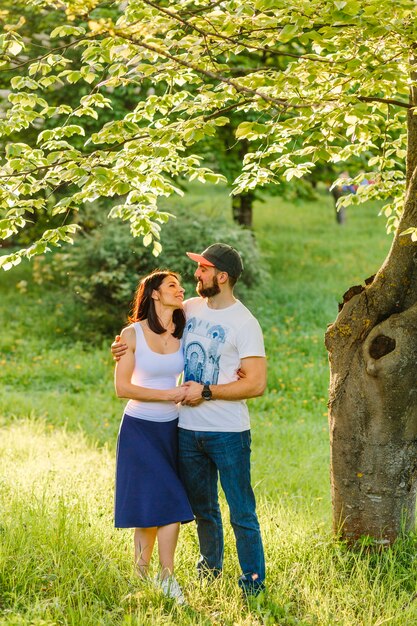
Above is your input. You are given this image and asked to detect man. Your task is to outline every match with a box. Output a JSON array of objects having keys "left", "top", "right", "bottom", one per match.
[{"left": 112, "top": 243, "right": 267, "bottom": 596}]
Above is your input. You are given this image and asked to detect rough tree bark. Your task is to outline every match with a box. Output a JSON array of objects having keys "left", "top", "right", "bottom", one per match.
[{"left": 325, "top": 77, "right": 417, "bottom": 543}]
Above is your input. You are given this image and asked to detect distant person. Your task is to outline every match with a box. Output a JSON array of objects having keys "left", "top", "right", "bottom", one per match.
[
  {"left": 114, "top": 270, "right": 193, "bottom": 604},
  {"left": 330, "top": 171, "right": 356, "bottom": 224},
  {"left": 113, "top": 243, "right": 267, "bottom": 597}
]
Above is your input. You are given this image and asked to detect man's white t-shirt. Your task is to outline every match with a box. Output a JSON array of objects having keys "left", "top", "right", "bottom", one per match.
[{"left": 178, "top": 297, "right": 265, "bottom": 432}]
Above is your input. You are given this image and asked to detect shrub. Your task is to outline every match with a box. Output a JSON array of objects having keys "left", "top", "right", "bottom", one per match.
[{"left": 32, "top": 206, "right": 267, "bottom": 336}]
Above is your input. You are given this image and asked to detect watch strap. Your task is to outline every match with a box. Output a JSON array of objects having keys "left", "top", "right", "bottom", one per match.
[{"left": 201, "top": 384, "right": 212, "bottom": 400}]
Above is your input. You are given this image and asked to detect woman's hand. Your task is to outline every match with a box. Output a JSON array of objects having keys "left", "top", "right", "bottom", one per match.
[{"left": 166, "top": 387, "right": 187, "bottom": 403}]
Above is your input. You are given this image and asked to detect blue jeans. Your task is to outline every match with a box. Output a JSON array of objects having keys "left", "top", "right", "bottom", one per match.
[{"left": 178, "top": 428, "right": 265, "bottom": 593}]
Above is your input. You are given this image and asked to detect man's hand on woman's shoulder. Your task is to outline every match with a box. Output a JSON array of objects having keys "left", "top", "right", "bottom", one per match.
[{"left": 111, "top": 334, "right": 128, "bottom": 361}]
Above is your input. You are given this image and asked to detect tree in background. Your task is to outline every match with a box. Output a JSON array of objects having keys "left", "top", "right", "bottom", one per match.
[{"left": 1, "top": 0, "right": 417, "bottom": 543}]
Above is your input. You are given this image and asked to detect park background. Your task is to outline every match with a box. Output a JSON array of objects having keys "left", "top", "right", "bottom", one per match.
[
  {"left": 3, "top": 185, "right": 417, "bottom": 625},
  {"left": 2, "top": 0, "right": 417, "bottom": 622}
]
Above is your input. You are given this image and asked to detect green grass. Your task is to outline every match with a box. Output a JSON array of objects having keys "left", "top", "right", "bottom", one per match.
[{"left": 2, "top": 188, "right": 417, "bottom": 625}]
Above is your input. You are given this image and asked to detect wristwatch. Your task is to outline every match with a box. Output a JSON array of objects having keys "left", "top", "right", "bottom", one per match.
[{"left": 201, "top": 384, "right": 212, "bottom": 401}]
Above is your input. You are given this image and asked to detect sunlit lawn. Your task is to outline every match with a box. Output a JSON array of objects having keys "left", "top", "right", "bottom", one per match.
[{"left": 2, "top": 188, "right": 417, "bottom": 625}]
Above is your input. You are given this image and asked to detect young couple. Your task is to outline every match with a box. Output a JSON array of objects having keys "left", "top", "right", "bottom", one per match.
[{"left": 112, "top": 243, "right": 267, "bottom": 604}]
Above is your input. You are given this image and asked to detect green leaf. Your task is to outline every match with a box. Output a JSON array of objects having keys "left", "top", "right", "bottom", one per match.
[
  {"left": 50, "top": 25, "right": 86, "bottom": 38},
  {"left": 279, "top": 24, "right": 299, "bottom": 43},
  {"left": 6, "top": 143, "right": 26, "bottom": 158},
  {"left": 8, "top": 40, "right": 23, "bottom": 56},
  {"left": 235, "top": 122, "right": 269, "bottom": 140},
  {"left": 84, "top": 72, "right": 96, "bottom": 84},
  {"left": 400, "top": 227, "right": 417, "bottom": 237},
  {"left": 152, "top": 241, "right": 162, "bottom": 257},
  {"left": 66, "top": 71, "right": 82, "bottom": 84},
  {"left": 10, "top": 76, "right": 39, "bottom": 90},
  {"left": 214, "top": 116, "right": 230, "bottom": 126},
  {"left": 143, "top": 233, "right": 152, "bottom": 247},
  {"left": 0, "top": 253, "right": 22, "bottom": 271}
]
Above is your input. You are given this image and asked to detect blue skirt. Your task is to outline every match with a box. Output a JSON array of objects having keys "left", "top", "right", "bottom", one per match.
[{"left": 114, "top": 413, "right": 194, "bottom": 528}]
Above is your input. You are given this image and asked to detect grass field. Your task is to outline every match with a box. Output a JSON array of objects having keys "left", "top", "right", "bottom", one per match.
[{"left": 2, "top": 187, "right": 417, "bottom": 625}]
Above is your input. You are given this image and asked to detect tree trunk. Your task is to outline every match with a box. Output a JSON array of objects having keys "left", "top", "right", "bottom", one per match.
[
  {"left": 325, "top": 77, "right": 417, "bottom": 544},
  {"left": 331, "top": 187, "right": 347, "bottom": 225},
  {"left": 232, "top": 192, "right": 254, "bottom": 228}
]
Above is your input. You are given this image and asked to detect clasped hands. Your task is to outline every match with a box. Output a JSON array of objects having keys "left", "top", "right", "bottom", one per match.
[
  {"left": 170, "top": 381, "right": 205, "bottom": 406},
  {"left": 111, "top": 338, "right": 205, "bottom": 406}
]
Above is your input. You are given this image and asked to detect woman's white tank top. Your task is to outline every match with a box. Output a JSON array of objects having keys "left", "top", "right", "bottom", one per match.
[{"left": 125, "top": 322, "right": 184, "bottom": 422}]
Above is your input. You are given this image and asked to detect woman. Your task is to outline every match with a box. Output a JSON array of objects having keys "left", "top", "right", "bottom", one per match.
[{"left": 114, "top": 270, "right": 194, "bottom": 604}]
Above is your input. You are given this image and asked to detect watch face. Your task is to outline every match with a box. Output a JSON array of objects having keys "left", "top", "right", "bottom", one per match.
[{"left": 202, "top": 385, "right": 212, "bottom": 400}]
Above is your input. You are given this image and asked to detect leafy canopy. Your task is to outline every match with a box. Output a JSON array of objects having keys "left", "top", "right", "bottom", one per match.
[{"left": 1, "top": 0, "right": 416, "bottom": 268}]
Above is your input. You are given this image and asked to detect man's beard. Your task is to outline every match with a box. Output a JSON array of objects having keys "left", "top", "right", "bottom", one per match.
[{"left": 196, "top": 275, "right": 220, "bottom": 298}]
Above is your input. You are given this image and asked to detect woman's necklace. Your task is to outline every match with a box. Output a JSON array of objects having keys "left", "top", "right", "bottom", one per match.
[
  {"left": 161, "top": 325, "right": 175, "bottom": 346},
  {"left": 145, "top": 319, "right": 174, "bottom": 346},
  {"left": 161, "top": 332, "right": 170, "bottom": 346}
]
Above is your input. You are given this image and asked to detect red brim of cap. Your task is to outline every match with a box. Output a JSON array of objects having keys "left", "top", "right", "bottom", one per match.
[{"left": 186, "top": 252, "right": 215, "bottom": 266}]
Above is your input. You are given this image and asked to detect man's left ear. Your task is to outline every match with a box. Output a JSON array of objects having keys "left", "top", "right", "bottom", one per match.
[{"left": 218, "top": 271, "right": 229, "bottom": 284}]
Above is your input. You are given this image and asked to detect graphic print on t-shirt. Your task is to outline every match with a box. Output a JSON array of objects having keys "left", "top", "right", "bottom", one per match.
[{"left": 183, "top": 316, "right": 228, "bottom": 385}]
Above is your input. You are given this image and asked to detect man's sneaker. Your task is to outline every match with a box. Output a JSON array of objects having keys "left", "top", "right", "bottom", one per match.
[{"left": 159, "top": 576, "right": 186, "bottom": 605}]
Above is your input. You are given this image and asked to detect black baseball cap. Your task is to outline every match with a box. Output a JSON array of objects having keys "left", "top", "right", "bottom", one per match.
[{"left": 186, "top": 243, "right": 244, "bottom": 278}]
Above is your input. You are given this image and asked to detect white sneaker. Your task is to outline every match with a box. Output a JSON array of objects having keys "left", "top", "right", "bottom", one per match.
[{"left": 159, "top": 576, "right": 186, "bottom": 605}]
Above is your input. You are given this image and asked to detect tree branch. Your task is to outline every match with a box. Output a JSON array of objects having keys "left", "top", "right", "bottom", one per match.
[
  {"left": 202, "top": 98, "right": 254, "bottom": 120},
  {"left": 0, "top": 133, "right": 149, "bottom": 180},
  {"left": 0, "top": 36, "right": 89, "bottom": 73},
  {"left": 358, "top": 96, "right": 411, "bottom": 109},
  {"left": 181, "top": 0, "right": 224, "bottom": 16},
  {"left": 227, "top": 67, "right": 274, "bottom": 74},
  {"left": 116, "top": 31, "right": 298, "bottom": 109},
  {"left": 140, "top": 0, "right": 335, "bottom": 64}
]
